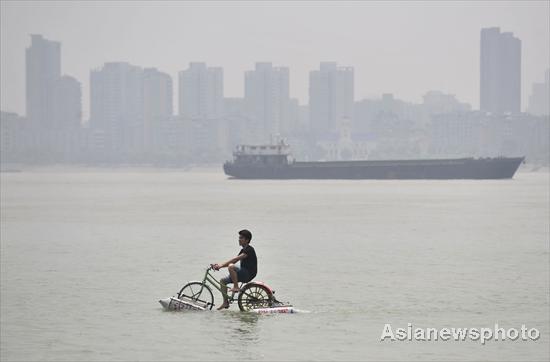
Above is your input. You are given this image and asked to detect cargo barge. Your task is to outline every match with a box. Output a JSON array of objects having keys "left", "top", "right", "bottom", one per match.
[{"left": 223, "top": 143, "right": 524, "bottom": 180}]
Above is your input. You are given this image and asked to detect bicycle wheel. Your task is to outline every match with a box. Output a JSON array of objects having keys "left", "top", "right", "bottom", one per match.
[
  {"left": 178, "top": 282, "right": 214, "bottom": 310},
  {"left": 237, "top": 283, "right": 273, "bottom": 311}
]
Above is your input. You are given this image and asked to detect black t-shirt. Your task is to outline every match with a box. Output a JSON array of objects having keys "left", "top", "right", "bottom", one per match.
[{"left": 239, "top": 244, "right": 257, "bottom": 278}]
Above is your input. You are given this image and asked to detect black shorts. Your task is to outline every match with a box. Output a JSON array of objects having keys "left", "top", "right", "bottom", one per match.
[{"left": 221, "top": 267, "right": 253, "bottom": 284}]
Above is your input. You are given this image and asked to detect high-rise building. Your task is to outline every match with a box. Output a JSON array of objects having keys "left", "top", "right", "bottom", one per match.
[
  {"left": 245, "top": 62, "right": 290, "bottom": 140},
  {"left": 1, "top": 111, "right": 28, "bottom": 161},
  {"left": 25, "top": 34, "right": 61, "bottom": 129},
  {"left": 422, "top": 91, "right": 471, "bottom": 117},
  {"left": 54, "top": 75, "right": 82, "bottom": 129},
  {"left": 90, "top": 62, "right": 144, "bottom": 150},
  {"left": 143, "top": 68, "right": 173, "bottom": 148},
  {"left": 178, "top": 62, "right": 223, "bottom": 119},
  {"left": 480, "top": 27, "right": 521, "bottom": 114},
  {"left": 528, "top": 69, "right": 550, "bottom": 116},
  {"left": 309, "top": 62, "right": 354, "bottom": 136}
]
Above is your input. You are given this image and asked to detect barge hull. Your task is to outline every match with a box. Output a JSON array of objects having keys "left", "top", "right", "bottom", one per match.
[{"left": 223, "top": 157, "right": 524, "bottom": 180}]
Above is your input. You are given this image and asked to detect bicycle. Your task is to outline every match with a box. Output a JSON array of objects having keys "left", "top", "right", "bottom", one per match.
[{"left": 177, "top": 265, "right": 274, "bottom": 311}]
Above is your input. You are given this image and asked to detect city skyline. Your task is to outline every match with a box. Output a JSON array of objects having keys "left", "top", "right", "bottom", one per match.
[
  {"left": 3, "top": 29, "right": 548, "bottom": 165},
  {"left": 1, "top": 1, "right": 549, "bottom": 118},
  {"left": 2, "top": 1, "right": 549, "bottom": 167},
  {"left": 6, "top": 30, "right": 548, "bottom": 123}
]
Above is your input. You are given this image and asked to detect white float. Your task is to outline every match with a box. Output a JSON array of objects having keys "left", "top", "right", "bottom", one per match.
[
  {"left": 159, "top": 297, "right": 305, "bottom": 314},
  {"left": 159, "top": 297, "right": 207, "bottom": 311},
  {"left": 251, "top": 306, "right": 299, "bottom": 314}
]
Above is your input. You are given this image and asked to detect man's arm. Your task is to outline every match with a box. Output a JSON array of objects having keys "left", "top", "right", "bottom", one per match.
[{"left": 213, "top": 253, "right": 247, "bottom": 270}]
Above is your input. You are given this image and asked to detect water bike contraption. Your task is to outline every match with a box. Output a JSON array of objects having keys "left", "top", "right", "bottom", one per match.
[{"left": 159, "top": 265, "right": 299, "bottom": 314}]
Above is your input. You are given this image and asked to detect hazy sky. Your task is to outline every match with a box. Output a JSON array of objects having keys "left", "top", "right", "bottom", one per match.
[{"left": 1, "top": 0, "right": 549, "bottom": 119}]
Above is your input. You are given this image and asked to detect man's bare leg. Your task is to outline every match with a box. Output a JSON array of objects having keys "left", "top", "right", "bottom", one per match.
[
  {"left": 217, "top": 280, "right": 229, "bottom": 310},
  {"left": 228, "top": 264, "right": 240, "bottom": 292}
]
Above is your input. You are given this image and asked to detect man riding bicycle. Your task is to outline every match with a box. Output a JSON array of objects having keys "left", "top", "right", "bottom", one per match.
[{"left": 212, "top": 229, "right": 257, "bottom": 310}]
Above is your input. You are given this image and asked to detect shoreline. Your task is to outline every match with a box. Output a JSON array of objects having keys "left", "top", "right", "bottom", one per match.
[{"left": 1, "top": 164, "right": 548, "bottom": 174}]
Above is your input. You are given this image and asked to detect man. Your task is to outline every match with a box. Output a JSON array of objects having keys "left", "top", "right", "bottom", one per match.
[{"left": 212, "top": 229, "right": 257, "bottom": 310}]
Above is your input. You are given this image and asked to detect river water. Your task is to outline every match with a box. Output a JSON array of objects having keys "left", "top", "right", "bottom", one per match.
[{"left": 1, "top": 169, "right": 548, "bottom": 361}]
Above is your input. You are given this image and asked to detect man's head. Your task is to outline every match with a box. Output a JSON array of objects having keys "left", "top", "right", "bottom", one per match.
[{"left": 238, "top": 229, "right": 252, "bottom": 247}]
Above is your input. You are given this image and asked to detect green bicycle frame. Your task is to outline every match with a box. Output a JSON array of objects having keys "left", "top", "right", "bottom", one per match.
[{"left": 199, "top": 266, "right": 241, "bottom": 300}]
